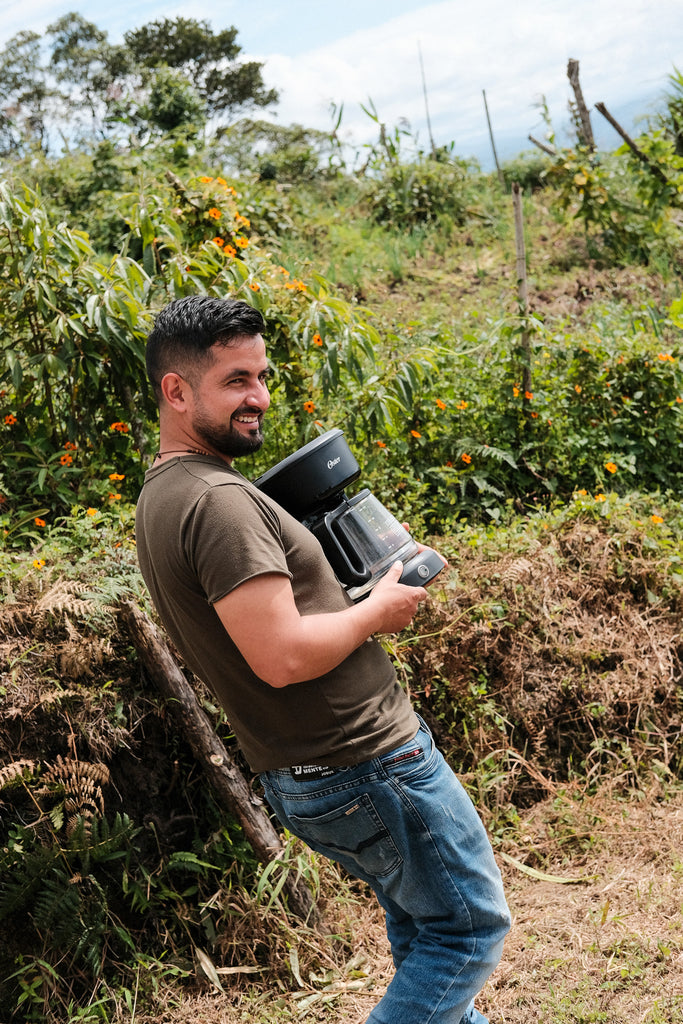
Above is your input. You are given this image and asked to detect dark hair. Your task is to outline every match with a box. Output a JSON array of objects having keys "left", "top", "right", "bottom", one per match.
[{"left": 146, "top": 296, "right": 266, "bottom": 402}]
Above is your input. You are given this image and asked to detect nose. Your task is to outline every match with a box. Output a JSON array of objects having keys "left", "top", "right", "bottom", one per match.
[{"left": 248, "top": 376, "right": 270, "bottom": 409}]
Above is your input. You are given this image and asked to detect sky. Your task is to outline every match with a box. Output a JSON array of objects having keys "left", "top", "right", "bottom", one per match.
[{"left": 1, "top": 0, "right": 681, "bottom": 168}]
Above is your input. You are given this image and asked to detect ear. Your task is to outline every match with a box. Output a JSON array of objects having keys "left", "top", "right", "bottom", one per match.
[{"left": 160, "top": 372, "right": 191, "bottom": 411}]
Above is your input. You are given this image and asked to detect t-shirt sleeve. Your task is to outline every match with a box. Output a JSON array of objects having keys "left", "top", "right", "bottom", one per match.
[{"left": 187, "top": 483, "right": 292, "bottom": 604}]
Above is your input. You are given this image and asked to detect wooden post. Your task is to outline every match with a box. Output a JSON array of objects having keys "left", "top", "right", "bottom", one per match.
[
  {"left": 595, "top": 101, "right": 669, "bottom": 184},
  {"left": 418, "top": 40, "right": 437, "bottom": 158},
  {"left": 567, "top": 59, "right": 595, "bottom": 151},
  {"left": 483, "top": 89, "right": 505, "bottom": 189},
  {"left": 511, "top": 183, "right": 532, "bottom": 401},
  {"left": 119, "top": 600, "right": 318, "bottom": 924}
]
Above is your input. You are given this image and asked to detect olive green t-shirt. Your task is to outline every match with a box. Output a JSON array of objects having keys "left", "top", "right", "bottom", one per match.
[{"left": 135, "top": 454, "right": 418, "bottom": 771}]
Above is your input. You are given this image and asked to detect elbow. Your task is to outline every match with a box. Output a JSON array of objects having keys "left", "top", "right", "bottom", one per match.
[{"left": 253, "top": 654, "right": 307, "bottom": 689}]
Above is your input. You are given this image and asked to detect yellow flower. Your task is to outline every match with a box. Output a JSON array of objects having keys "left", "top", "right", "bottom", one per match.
[
  {"left": 651, "top": 514, "right": 664, "bottom": 524},
  {"left": 605, "top": 462, "right": 617, "bottom": 474},
  {"left": 32, "top": 559, "right": 46, "bottom": 569},
  {"left": 208, "top": 207, "right": 221, "bottom": 220},
  {"left": 461, "top": 453, "right": 472, "bottom": 464},
  {"left": 234, "top": 235, "right": 249, "bottom": 248}
]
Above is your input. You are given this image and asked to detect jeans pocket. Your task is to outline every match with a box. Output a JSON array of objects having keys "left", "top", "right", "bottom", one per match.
[{"left": 287, "top": 792, "right": 402, "bottom": 878}]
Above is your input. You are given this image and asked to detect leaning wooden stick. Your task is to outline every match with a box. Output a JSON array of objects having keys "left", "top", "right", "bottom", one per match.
[{"left": 119, "top": 599, "right": 318, "bottom": 923}]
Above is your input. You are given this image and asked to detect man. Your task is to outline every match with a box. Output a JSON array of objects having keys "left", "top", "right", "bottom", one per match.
[{"left": 135, "top": 295, "right": 510, "bottom": 1024}]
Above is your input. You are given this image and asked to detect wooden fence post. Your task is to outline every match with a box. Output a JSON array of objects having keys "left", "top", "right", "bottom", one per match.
[
  {"left": 567, "top": 58, "right": 595, "bottom": 151},
  {"left": 511, "top": 183, "right": 532, "bottom": 402}
]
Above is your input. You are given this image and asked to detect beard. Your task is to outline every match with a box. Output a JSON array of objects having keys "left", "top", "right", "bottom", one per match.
[{"left": 192, "top": 407, "right": 265, "bottom": 459}]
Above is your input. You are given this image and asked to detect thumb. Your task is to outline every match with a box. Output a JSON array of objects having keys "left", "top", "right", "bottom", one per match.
[{"left": 386, "top": 560, "right": 404, "bottom": 580}]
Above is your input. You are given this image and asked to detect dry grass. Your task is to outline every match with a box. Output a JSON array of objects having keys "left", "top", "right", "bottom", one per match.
[{"left": 128, "top": 787, "right": 683, "bottom": 1024}]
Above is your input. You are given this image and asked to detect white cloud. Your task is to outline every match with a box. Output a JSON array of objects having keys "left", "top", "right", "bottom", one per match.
[{"left": 0, "top": 0, "right": 680, "bottom": 164}]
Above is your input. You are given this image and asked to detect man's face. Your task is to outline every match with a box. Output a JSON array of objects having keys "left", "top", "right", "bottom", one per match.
[{"left": 187, "top": 335, "right": 271, "bottom": 460}]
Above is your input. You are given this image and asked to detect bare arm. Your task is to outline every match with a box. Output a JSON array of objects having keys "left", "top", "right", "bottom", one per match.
[{"left": 213, "top": 560, "right": 427, "bottom": 688}]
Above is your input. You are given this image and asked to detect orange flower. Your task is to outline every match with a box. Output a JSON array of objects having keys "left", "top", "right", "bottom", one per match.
[
  {"left": 110, "top": 421, "right": 129, "bottom": 433},
  {"left": 456, "top": 400, "right": 468, "bottom": 411},
  {"left": 35, "top": 517, "right": 46, "bottom": 527},
  {"left": 86, "top": 508, "right": 98, "bottom": 516},
  {"left": 575, "top": 385, "right": 582, "bottom": 394},
  {"left": 33, "top": 559, "right": 46, "bottom": 569},
  {"left": 512, "top": 386, "right": 520, "bottom": 398},
  {"left": 109, "top": 472, "right": 125, "bottom": 481},
  {"left": 677, "top": 397, "right": 683, "bottom": 404},
  {"left": 199, "top": 176, "right": 213, "bottom": 183},
  {"left": 657, "top": 352, "right": 675, "bottom": 362},
  {"left": 208, "top": 207, "right": 221, "bottom": 220},
  {"left": 60, "top": 453, "right": 73, "bottom": 465},
  {"left": 108, "top": 492, "right": 122, "bottom": 501},
  {"left": 303, "top": 401, "right": 316, "bottom": 414},
  {"left": 651, "top": 514, "right": 664, "bottom": 524},
  {"left": 224, "top": 245, "right": 236, "bottom": 257},
  {"left": 4, "top": 414, "right": 17, "bottom": 425},
  {"left": 249, "top": 282, "right": 260, "bottom": 291},
  {"left": 530, "top": 411, "right": 538, "bottom": 418},
  {"left": 312, "top": 334, "right": 323, "bottom": 347},
  {"left": 235, "top": 236, "right": 249, "bottom": 248},
  {"left": 410, "top": 430, "right": 422, "bottom": 438},
  {"left": 215, "top": 176, "right": 227, "bottom": 186},
  {"left": 235, "top": 214, "right": 251, "bottom": 228},
  {"left": 605, "top": 462, "right": 617, "bottom": 474},
  {"left": 376, "top": 440, "right": 387, "bottom": 448},
  {"left": 213, "top": 237, "right": 224, "bottom": 246},
  {"left": 594, "top": 494, "right": 606, "bottom": 502},
  {"left": 524, "top": 391, "right": 533, "bottom": 401},
  {"left": 64, "top": 441, "right": 78, "bottom": 450},
  {"left": 435, "top": 398, "right": 446, "bottom": 411},
  {"left": 461, "top": 453, "right": 472, "bottom": 464}
]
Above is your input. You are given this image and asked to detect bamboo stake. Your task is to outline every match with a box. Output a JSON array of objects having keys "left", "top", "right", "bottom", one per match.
[
  {"left": 483, "top": 89, "right": 505, "bottom": 188},
  {"left": 418, "top": 40, "right": 437, "bottom": 157},
  {"left": 511, "top": 183, "right": 532, "bottom": 401},
  {"left": 119, "top": 600, "right": 318, "bottom": 924}
]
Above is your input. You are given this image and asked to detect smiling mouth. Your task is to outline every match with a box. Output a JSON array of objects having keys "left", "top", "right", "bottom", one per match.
[{"left": 233, "top": 413, "right": 262, "bottom": 429}]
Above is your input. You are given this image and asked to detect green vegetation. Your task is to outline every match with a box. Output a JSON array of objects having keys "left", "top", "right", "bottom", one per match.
[{"left": 1, "top": 19, "right": 682, "bottom": 1022}]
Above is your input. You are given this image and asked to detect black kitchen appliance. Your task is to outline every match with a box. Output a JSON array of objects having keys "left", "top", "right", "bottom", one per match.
[{"left": 254, "top": 428, "right": 444, "bottom": 601}]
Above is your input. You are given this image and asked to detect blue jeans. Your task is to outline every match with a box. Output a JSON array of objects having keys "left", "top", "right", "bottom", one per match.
[{"left": 261, "top": 717, "right": 510, "bottom": 1023}]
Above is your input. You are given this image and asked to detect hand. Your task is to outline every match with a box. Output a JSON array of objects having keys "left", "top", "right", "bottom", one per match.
[
  {"left": 365, "top": 560, "right": 428, "bottom": 633},
  {"left": 401, "top": 522, "right": 449, "bottom": 571}
]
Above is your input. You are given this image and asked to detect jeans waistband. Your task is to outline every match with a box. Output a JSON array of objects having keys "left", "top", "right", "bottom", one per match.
[{"left": 289, "top": 764, "right": 340, "bottom": 779}]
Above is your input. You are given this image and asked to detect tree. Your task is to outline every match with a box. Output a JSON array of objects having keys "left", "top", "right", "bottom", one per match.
[
  {"left": 0, "top": 30, "right": 53, "bottom": 154},
  {"left": 121, "top": 18, "right": 278, "bottom": 120}
]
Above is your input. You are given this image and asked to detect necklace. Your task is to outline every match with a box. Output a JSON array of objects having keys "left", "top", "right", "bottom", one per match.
[{"left": 153, "top": 446, "right": 212, "bottom": 461}]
